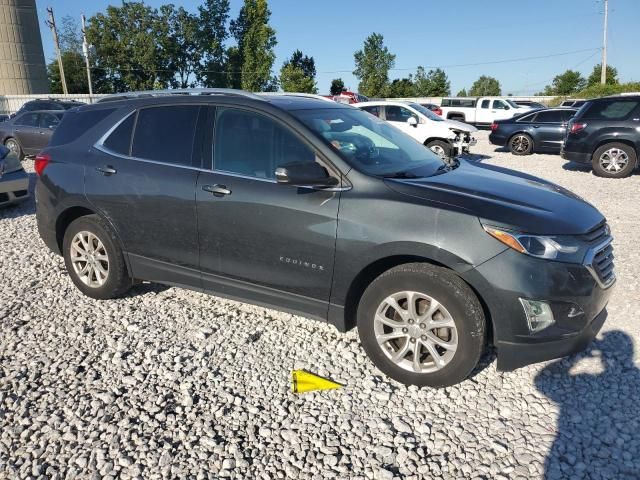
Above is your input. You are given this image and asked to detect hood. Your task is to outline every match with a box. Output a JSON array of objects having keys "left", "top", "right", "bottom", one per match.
[
  {"left": 441, "top": 118, "right": 478, "bottom": 133},
  {"left": 384, "top": 160, "right": 604, "bottom": 235}
]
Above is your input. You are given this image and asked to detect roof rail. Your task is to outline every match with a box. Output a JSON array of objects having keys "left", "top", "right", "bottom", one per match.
[
  {"left": 96, "top": 88, "right": 266, "bottom": 103},
  {"left": 256, "top": 92, "right": 335, "bottom": 102}
]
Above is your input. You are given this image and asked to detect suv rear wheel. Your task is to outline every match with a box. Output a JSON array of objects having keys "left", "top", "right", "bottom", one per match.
[
  {"left": 592, "top": 142, "right": 637, "bottom": 178},
  {"left": 62, "top": 215, "right": 131, "bottom": 299},
  {"left": 357, "top": 263, "right": 486, "bottom": 388}
]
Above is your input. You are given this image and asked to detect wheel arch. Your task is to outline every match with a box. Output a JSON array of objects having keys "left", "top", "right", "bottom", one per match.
[
  {"left": 424, "top": 137, "right": 452, "bottom": 146},
  {"left": 507, "top": 131, "right": 535, "bottom": 149},
  {"left": 340, "top": 255, "right": 495, "bottom": 344}
]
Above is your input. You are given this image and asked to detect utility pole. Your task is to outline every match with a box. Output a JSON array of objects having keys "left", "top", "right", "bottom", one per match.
[
  {"left": 601, "top": 0, "right": 609, "bottom": 84},
  {"left": 81, "top": 14, "right": 93, "bottom": 97},
  {"left": 46, "top": 7, "right": 68, "bottom": 95}
]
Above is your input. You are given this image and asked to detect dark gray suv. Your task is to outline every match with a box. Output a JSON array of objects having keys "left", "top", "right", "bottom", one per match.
[{"left": 36, "top": 89, "right": 614, "bottom": 387}]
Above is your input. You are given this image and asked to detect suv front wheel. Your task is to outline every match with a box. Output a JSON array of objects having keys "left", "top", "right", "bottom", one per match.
[
  {"left": 592, "top": 142, "right": 637, "bottom": 178},
  {"left": 357, "top": 263, "right": 486, "bottom": 388},
  {"left": 62, "top": 214, "right": 132, "bottom": 299}
]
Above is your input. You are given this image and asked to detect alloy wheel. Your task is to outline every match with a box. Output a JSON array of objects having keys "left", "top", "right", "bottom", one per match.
[
  {"left": 430, "top": 145, "right": 446, "bottom": 159},
  {"left": 599, "top": 148, "right": 629, "bottom": 172},
  {"left": 69, "top": 231, "right": 109, "bottom": 288},
  {"left": 374, "top": 291, "right": 458, "bottom": 373},
  {"left": 5, "top": 139, "right": 18, "bottom": 155},
  {"left": 511, "top": 135, "right": 530, "bottom": 153}
]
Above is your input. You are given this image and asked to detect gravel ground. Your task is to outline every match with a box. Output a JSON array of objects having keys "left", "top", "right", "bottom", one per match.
[{"left": 1, "top": 133, "right": 639, "bottom": 479}]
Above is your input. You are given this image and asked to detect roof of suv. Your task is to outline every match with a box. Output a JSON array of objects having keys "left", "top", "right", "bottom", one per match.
[{"left": 94, "top": 89, "right": 346, "bottom": 112}]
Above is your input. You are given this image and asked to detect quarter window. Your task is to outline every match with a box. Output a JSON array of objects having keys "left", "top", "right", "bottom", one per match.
[
  {"left": 103, "top": 113, "right": 136, "bottom": 155},
  {"left": 214, "top": 108, "right": 317, "bottom": 180},
  {"left": 131, "top": 105, "right": 200, "bottom": 166}
]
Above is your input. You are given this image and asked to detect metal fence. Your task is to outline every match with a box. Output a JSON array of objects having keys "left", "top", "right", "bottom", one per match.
[{"left": 0, "top": 94, "right": 109, "bottom": 115}]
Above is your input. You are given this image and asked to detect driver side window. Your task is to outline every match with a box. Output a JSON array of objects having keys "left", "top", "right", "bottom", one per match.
[
  {"left": 493, "top": 100, "right": 509, "bottom": 110},
  {"left": 214, "top": 108, "right": 317, "bottom": 180},
  {"left": 385, "top": 106, "right": 417, "bottom": 123}
]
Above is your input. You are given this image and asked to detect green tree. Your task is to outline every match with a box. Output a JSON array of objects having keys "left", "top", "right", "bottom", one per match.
[
  {"left": 386, "top": 77, "right": 415, "bottom": 98},
  {"left": 542, "top": 70, "right": 586, "bottom": 95},
  {"left": 330, "top": 78, "right": 345, "bottom": 95},
  {"left": 587, "top": 63, "right": 619, "bottom": 87},
  {"left": 469, "top": 75, "right": 501, "bottom": 96},
  {"left": 231, "top": 0, "right": 277, "bottom": 91},
  {"left": 456, "top": 88, "right": 467, "bottom": 97},
  {"left": 86, "top": 3, "right": 169, "bottom": 92},
  {"left": 48, "top": 51, "right": 88, "bottom": 93},
  {"left": 157, "top": 5, "right": 201, "bottom": 88},
  {"left": 353, "top": 33, "right": 395, "bottom": 97},
  {"left": 279, "top": 50, "right": 317, "bottom": 93},
  {"left": 414, "top": 67, "right": 450, "bottom": 96},
  {"left": 197, "top": 0, "right": 230, "bottom": 87}
]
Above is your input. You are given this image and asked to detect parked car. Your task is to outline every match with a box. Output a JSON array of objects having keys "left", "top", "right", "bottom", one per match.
[
  {"left": 0, "top": 110, "right": 65, "bottom": 160},
  {"left": 561, "top": 94, "right": 640, "bottom": 178},
  {"left": 560, "top": 99, "right": 587, "bottom": 108},
  {"left": 355, "top": 100, "right": 477, "bottom": 158},
  {"left": 0, "top": 145, "right": 30, "bottom": 207},
  {"left": 419, "top": 103, "right": 443, "bottom": 116},
  {"left": 489, "top": 108, "right": 577, "bottom": 155},
  {"left": 513, "top": 100, "right": 546, "bottom": 109},
  {"left": 0, "top": 114, "right": 9, "bottom": 123},
  {"left": 439, "top": 97, "right": 534, "bottom": 125},
  {"left": 36, "top": 89, "right": 614, "bottom": 388},
  {"left": 10, "top": 98, "right": 84, "bottom": 118},
  {"left": 323, "top": 91, "right": 370, "bottom": 104}
]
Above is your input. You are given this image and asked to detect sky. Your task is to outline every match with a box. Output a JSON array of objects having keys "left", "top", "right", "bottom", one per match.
[{"left": 37, "top": 0, "right": 640, "bottom": 95}]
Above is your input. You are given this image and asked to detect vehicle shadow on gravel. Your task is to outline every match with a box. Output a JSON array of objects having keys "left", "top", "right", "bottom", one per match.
[
  {"left": 459, "top": 153, "right": 492, "bottom": 163},
  {"left": 535, "top": 329, "right": 640, "bottom": 479}
]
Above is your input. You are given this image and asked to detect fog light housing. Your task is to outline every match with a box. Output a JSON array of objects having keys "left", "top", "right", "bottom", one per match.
[{"left": 519, "top": 299, "right": 555, "bottom": 333}]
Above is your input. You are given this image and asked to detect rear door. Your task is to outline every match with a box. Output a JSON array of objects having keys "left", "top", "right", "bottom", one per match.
[
  {"left": 195, "top": 106, "right": 341, "bottom": 319},
  {"left": 12, "top": 112, "right": 41, "bottom": 154},
  {"left": 530, "top": 110, "right": 565, "bottom": 149},
  {"left": 87, "top": 104, "right": 205, "bottom": 287},
  {"left": 476, "top": 99, "right": 492, "bottom": 124}
]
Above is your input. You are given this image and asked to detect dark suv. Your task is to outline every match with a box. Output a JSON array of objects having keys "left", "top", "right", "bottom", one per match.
[
  {"left": 562, "top": 94, "right": 640, "bottom": 178},
  {"left": 36, "top": 89, "right": 615, "bottom": 387}
]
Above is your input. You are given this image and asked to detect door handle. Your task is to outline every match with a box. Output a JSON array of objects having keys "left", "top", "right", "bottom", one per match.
[
  {"left": 96, "top": 166, "right": 117, "bottom": 175},
  {"left": 202, "top": 184, "right": 231, "bottom": 196},
  {"left": 533, "top": 125, "right": 540, "bottom": 128}
]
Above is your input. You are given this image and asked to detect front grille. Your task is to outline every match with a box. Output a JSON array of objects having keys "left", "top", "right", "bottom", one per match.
[
  {"left": 581, "top": 222, "right": 609, "bottom": 244},
  {"left": 592, "top": 243, "right": 615, "bottom": 286},
  {"left": 14, "top": 190, "right": 28, "bottom": 197}
]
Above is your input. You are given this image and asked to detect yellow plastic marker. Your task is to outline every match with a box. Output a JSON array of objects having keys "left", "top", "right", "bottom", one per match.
[{"left": 291, "top": 370, "right": 343, "bottom": 394}]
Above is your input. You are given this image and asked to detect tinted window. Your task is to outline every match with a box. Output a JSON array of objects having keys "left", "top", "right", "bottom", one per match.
[
  {"left": 517, "top": 113, "right": 536, "bottom": 122},
  {"left": 481, "top": 100, "right": 490, "bottom": 108},
  {"left": 103, "top": 113, "right": 135, "bottom": 155},
  {"left": 562, "top": 109, "right": 577, "bottom": 122},
  {"left": 39, "top": 113, "right": 63, "bottom": 128},
  {"left": 23, "top": 101, "right": 47, "bottom": 111},
  {"left": 385, "top": 105, "right": 417, "bottom": 122},
  {"left": 451, "top": 99, "right": 476, "bottom": 107},
  {"left": 581, "top": 100, "right": 639, "bottom": 120},
  {"left": 493, "top": 100, "right": 509, "bottom": 110},
  {"left": 49, "top": 108, "right": 116, "bottom": 146},
  {"left": 214, "top": 108, "right": 316, "bottom": 180},
  {"left": 14, "top": 113, "right": 39, "bottom": 127},
  {"left": 441, "top": 99, "right": 451, "bottom": 107},
  {"left": 532, "top": 110, "right": 563, "bottom": 123},
  {"left": 131, "top": 105, "right": 200, "bottom": 165},
  {"left": 361, "top": 105, "right": 381, "bottom": 117}
]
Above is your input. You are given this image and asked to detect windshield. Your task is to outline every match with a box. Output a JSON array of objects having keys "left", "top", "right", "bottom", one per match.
[
  {"left": 292, "top": 107, "right": 445, "bottom": 177},
  {"left": 409, "top": 103, "right": 444, "bottom": 121}
]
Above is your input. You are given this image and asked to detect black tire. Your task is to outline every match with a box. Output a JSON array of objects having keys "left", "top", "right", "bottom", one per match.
[
  {"left": 426, "top": 140, "right": 452, "bottom": 160},
  {"left": 591, "top": 142, "right": 637, "bottom": 178},
  {"left": 508, "top": 133, "right": 533, "bottom": 155},
  {"left": 357, "top": 263, "right": 486, "bottom": 388},
  {"left": 4, "top": 137, "right": 23, "bottom": 161},
  {"left": 62, "top": 214, "right": 131, "bottom": 299}
]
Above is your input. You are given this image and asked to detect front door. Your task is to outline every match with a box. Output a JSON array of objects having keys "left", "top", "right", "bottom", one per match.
[
  {"left": 383, "top": 105, "right": 419, "bottom": 138},
  {"left": 196, "top": 106, "right": 340, "bottom": 319},
  {"left": 85, "top": 105, "right": 204, "bottom": 287}
]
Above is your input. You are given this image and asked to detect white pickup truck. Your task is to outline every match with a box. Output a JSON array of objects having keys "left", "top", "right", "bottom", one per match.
[{"left": 439, "top": 97, "right": 534, "bottom": 126}]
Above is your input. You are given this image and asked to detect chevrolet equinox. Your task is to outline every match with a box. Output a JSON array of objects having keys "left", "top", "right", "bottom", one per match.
[{"left": 36, "top": 89, "right": 615, "bottom": 387}]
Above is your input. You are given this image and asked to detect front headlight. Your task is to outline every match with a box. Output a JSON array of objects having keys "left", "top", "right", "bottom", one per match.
[{"left": 483, "top": 225, "right": 586, "bottom": 262}]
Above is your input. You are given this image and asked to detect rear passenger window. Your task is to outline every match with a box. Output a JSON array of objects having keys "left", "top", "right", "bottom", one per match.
[
  {"left": 103, "top": 113, "right": 135, "bottom": 155},
  {"left": 481, "top": 100, "right": 490, "bottom": 108},
  {"left": 50, "top": 108, "right": 115, "bottom": 146},
  {"left": 214, "top": 108, "right": 316, "bottom": 180},
  {"left": 532, "top": 110, "right": 562, "bottom": 123},
  {"left": 131, "top": 105, "right": 200, "bottom": 165}
]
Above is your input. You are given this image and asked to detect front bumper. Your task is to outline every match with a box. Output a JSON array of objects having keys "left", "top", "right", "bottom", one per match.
[
  {"left": 0, "top": 169, "right": 30, "bottom": 207},
  {"left": 461, "top": 248, "right": 614, "bottom": 371}
]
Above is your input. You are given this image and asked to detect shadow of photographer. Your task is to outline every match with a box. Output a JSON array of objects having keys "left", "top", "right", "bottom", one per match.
[{"left": 535, "top": 330, "right": 640, "bottom": 479}]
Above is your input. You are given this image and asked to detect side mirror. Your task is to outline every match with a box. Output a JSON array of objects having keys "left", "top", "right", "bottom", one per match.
[
  {"left": 275, "top": 162, "right": 339, "bottom": 188},
  {"left": 407, "top": 117, "right": 418, "bottom": 127}
]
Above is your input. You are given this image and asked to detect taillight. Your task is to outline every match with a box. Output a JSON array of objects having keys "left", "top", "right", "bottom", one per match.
[
  {"left": 490, "top": 122, "right": 499, "bottom": 131},
  {"left": 569, "top": 122, "right": 587, "bottom": 134},
  {"left": 34, "top": 152, "right": 51, "bottom": 176}
]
